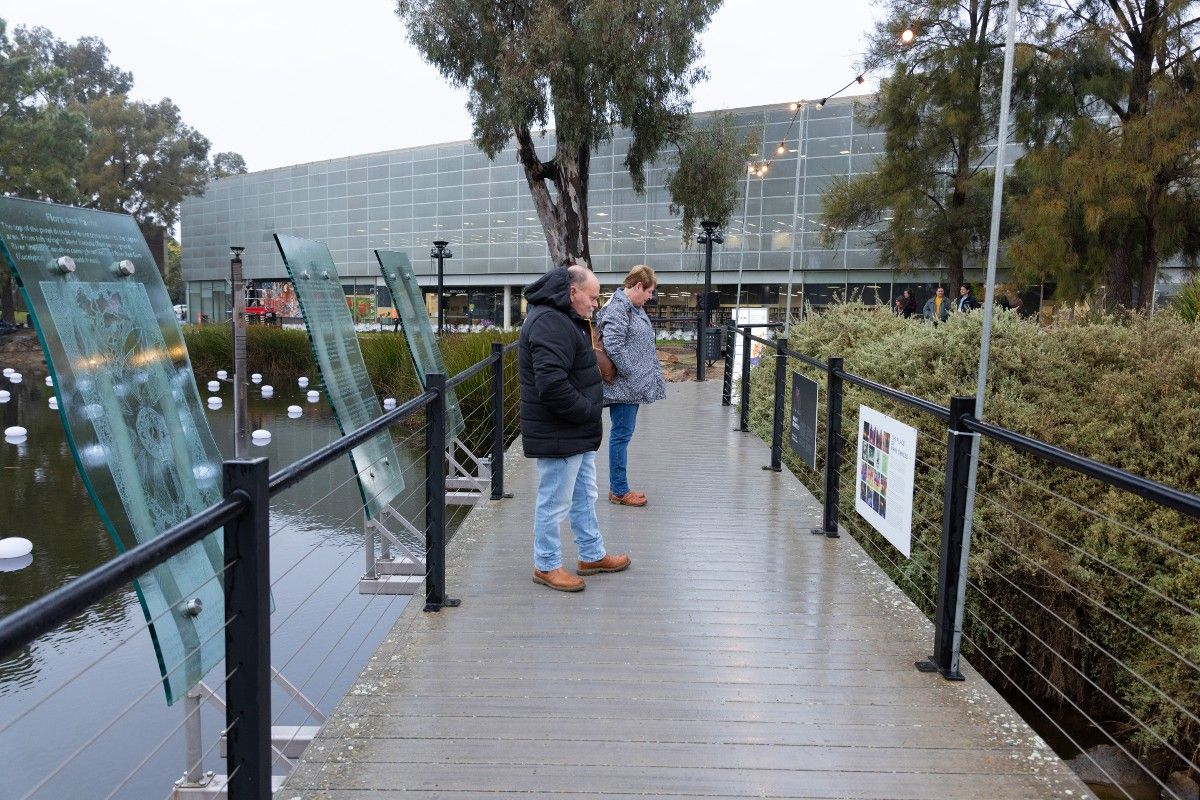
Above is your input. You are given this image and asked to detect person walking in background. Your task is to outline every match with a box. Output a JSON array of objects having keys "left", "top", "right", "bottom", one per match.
[
  {"left": 923, "top": 287, "right": 951, "bottom": 324},
  {"left": 518, "top": 262, "right": 631, "bottom": 592},
  {"left": 956, "top": 284, "right": 980, "bottom": 312},
  {"left": 899, "top": 289, "right": 917, "bottom": 318},
  {"left": 597, "top": 265, "right": 666, "bottom": 507}
]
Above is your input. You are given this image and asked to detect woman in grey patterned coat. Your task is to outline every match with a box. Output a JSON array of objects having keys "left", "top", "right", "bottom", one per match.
[{"left": 598, "top": 265, "right": 666, "bottom": 506}]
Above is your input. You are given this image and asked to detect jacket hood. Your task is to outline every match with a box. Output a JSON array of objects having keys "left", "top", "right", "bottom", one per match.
[{"left": 524, "top": 268, "right": 572, "bottom": 314}]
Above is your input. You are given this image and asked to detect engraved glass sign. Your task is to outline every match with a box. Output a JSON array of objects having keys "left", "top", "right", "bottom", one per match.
[
  {"left": 375, "top": 250, "right": 465, "bottom": 441},
  {"left": 273, "top": 235, "right": 411, "bottom": 534},
  {"left": 0, "top": 197, "right": 225, "bottom": 705}
]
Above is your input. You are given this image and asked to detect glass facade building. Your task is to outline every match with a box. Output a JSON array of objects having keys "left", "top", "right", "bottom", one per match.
[{"left": 180, "top": 97, "right": 991, "bottom": 325}]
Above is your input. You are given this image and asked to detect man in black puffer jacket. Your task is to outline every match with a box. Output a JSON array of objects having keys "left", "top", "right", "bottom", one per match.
[{"left": 518, "top": 263, "right": 631, "bottom": 592}]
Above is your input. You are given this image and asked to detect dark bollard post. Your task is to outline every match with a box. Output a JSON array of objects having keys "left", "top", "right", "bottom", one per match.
[
  {"left": 722, "top": 321, "right": 735, "bottom": 406},
  {"left": 916, "top": 396, "right": 974, "bottom": 681},
  {"left": 223, "top": 458, "right": 271, "bottom": 800},
  {"left": 695, "top": 313, "right": 706, "bottom": 382},
  {"left": 424, "top": 373, "right": 460, "bottom": 612},
  {"left": 811, "top": 356, "right": 843, "bottom": 537},
  {"left": 767, "top": 333, "right": 787, "bottom": 472},
  {"left": 738, "top": 326, "right": 751, "bottom": 432},
  {"left": 489, "top": 342, "right": 511, "bottom": 500}
]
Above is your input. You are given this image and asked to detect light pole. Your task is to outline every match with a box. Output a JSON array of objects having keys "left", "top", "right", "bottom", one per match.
[
  {"left": 229, "top": 246, "right": 248, "bottom": 458},
  {"left": 430, "top": 240, "right": 452, "bottom": 334},
  {"left": 696, "top": 220, "right": 724, "bottom": 381}
]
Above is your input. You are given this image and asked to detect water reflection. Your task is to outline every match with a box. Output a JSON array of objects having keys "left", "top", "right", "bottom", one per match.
[{"left": 0, "top": 371, "right": 433, "bottom": 798}]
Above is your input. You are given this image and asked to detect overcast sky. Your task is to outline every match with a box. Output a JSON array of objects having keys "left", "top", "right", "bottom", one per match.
[{"left": 4, "top": 0, "right": 882, "bottom": 172}]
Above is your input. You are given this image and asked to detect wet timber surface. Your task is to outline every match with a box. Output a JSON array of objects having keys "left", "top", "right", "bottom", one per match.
[{"left": 281, "top": 380, "right": 1093, "bottom": 799}]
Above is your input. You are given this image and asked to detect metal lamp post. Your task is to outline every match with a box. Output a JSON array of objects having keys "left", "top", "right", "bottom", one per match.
[
  {"left": 696, "top": 220, "right": 724, "bottom": 380},
  {"left": 229, "top": 246, "right": 248, "bottom": 458},
  {"left": 431, "top": 240, "right": 452, "bottom": 335}
]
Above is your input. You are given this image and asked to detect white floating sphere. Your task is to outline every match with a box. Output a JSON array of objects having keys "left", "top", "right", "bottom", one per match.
[
  {"left": 44, "top": 376, "right": 53, "bottom": 387},
  {"left": 287, "top": 405, "right": 302, "bottom": 415},
  {"left": 216, "top": 369, "right": 228, "bottom": 380},
  {"left": 297, "top": 376, "right": 309, "bottom": 388},
  {"left": 9, "top": 373, "right": 21, "bottom": 384},
  {"left": 0, "top": 537, "right": 33, "bottom": 559},
  {"left": 250, "top": 373, "right": 262, "bottom": 384},
  {"left": 1, "top": 368, "right": 11, "bottom": 377},
  {"left": 207, "top": 380, "right": 220, "bottom": 392},
  {"left": 306, "top": 390, "right": 320, "bottom": 401},
  {"left": 0, "top": 390, "right": 9, "bottom": 402},
  {"left": 261, "top": 385, "right": 274, "bottom": 396},
  {"left": 4, "top": 426, "right": 26, "bottom": 438},
  {"left": 383, "top": 397, "right": 397, "bottom": 410},
  {"left": 4, "top": 434, "right": 27, "bottom": 445},
  {"left": 207, "top": 396, "right": 222, "bottom": 407},
  {"left": 251, "top": 429, "right": 271, "bottom": 442},
  {"left": 48, "top": 397, "right": 58, "bottom": 410}
]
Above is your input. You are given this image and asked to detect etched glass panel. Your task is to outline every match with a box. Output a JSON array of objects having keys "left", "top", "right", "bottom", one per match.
[
  {"left": 273, "top": 235, "right": 412, "bottom": 540},
  {"left": 0, "top": 197, "right": 225, "bottom": 705},
  {"left": 374, "top": 250, "right": 465, "bottom": 441}
]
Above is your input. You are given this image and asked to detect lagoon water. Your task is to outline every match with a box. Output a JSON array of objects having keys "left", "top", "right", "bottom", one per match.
[{"left": 0, "top": 372, "right": 440, "bottom": 798}]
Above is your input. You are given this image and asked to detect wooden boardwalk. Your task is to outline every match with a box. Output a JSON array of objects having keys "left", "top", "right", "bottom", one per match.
[{"left": 284, "top": 380, "right": 1092, "bottom": 799}]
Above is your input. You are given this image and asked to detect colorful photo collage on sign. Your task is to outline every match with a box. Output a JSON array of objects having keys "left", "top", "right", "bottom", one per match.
[{"left": 859, "top": 421, "right": 891, "bottom": 518}]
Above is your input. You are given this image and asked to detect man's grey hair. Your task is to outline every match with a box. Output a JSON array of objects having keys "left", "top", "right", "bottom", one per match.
[{"left": 566, "top": 264, "right": 593, "bottom": 287}]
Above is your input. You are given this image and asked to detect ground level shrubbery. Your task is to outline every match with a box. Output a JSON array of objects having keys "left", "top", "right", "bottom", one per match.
[{"left": 746, "top": 305, "right": 1199, "bottom": 773}]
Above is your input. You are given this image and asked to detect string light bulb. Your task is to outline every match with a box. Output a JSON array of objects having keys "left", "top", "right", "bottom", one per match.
[
  {"left": 789, "top": 101, "right": 799, "bottom": 111},
  {"left": 815, "top": 99, "right": 826, "bottom": 110},
  {"left": 901, "top": 27, "right": 915, "bottom": 43},
  {"left": 855, "top": 74, "right": 865, "bottom": 84},
  {"left": 776, "top": 144, "right": 786, "bottom": 155}
]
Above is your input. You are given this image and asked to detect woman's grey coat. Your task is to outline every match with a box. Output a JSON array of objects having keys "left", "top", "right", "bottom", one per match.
[{"left": 598, "top": 288, "right": 666, "bottom": 406}]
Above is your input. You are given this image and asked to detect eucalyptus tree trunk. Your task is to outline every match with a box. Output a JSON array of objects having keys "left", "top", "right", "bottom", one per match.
[{"left": 515, "top": 128, "right": 592, "bottom": 267}]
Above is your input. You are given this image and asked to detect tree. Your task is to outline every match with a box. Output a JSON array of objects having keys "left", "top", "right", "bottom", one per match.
[
  {"left": 212, "top": 151, "right": 248, "bottom": 178},
  {"left": 666, "top": 114, "right": 756, "bottom": 243},
  {"left": 165, "top": 237, "right": 183, "bottom": 303},
  {"left": 1007, "top": 0, "right": 1200, "bottom": 310},
  {"left": 394, "top": 0, "right": 721, "bottom": 266},
  {"left": 819, "top": 0, "right": 1017, "bottom": 291}
]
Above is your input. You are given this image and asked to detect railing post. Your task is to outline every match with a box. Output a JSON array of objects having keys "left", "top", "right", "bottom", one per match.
[
  {"left": 489, "top": 342, "right": 511, "bottom": 500},
  {"left": 811, "top": 356, "right": 843, "bottom": 537},
  {"left": 768, "top": 333, "right": 787, "bottom": 472},
  {"left": 917, "top": 396, "right": 974, "bottom": 681},
  {"left": 738, "top": 326, "right": 751, "bottom": 432},
  {"left": 424, "top": 373, "right": 459, "bottom": 612},
  {"left": 695, "top": 313, "right": 706, "bottom": 382},
  {"left": 223, "top": 457, "right": 271, "bottom": 800},
  {"left": 722, "top": 320, "right": 734, "bottom": 406}
]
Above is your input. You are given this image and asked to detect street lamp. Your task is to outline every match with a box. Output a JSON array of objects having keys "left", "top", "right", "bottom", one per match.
[
  {"left": 430, "top": 240, "right": 453, "bottom": 334},
  {"left": 696, "top": 220, "right": 725, "bottom": 382}
]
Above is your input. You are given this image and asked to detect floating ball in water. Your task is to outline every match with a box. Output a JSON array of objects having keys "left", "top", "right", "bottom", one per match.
[
  {"left": 207, "top": 397, "right": 222, "bottom": 407},
  {"left": 44, "top": 376, "right": 53, "bottom": 387},
  {"left": 48, "top": 397, "right": 58, "bottom": 410},
  {"left": 1, "top": 368, "right": 11, "bottom": 377},
  {"left": 0, "top": 390, "right": 9, "bottom": 402},
  {"left": 251, "top": 429, "right": 271, "bottom": 446},
  {"left": 250, "top": 373, "right": 262, "bottom": 384},
  {"left": 261, "top": 385, "right": 273, "bottom": 397},
  {"left": 207, "top": 380, "right": 220, "bottom": 392},
  {"left": 383, "top": 397, "right": 397, "bottom": 410},
  {"left": 287, "top": 405, "right": 302, "bottom": 415},
  {"left": 9, "top": 373, "right": 21, "bottom": 384},
  {"left": 0, "top": 537, "right": 33, "bottom": 559},
  {"left": 216, "top": 370, "right": 228, "bottom": 380},
  {"left": 297, "top": 377, "right": 309, "bottom": 388},
  {"left": 306, "top": 390, "right": 319, "bottom": 401},
  {"left": 4, "top": 426, "right": 26, "bottom": 438}
]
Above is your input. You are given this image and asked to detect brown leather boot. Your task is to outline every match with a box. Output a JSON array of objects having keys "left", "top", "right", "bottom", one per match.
[
  {"left": 533, "top": 567, "right": 585, "bottom": 592},
  {"left": 576, "top": 553, "right": 631, "bottom": 576}
]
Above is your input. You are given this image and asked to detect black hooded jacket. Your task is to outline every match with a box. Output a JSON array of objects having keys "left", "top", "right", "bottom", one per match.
[{"left": 518, "top": 268, "right": 603, "bottom": 458}]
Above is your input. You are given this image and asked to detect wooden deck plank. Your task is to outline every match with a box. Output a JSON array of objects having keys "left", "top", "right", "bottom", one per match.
[{"left": 281, "top": 380, "right": 1092, "bottom": 799}]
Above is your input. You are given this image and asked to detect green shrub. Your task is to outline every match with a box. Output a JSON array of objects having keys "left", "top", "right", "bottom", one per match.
[
  {"left": 1169, "top": 274, "right": 1200, "bottom": 323},
  {"left": 746, "top": 304, "right": 1200, "bottom": 769}
]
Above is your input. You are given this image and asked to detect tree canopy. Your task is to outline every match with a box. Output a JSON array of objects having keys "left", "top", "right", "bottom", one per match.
[
  {"left": 395, "top": 0, "right": 722, "bottom": 266},
  {"left": 666, "top": 114, "right": 757, "bottom": 244}
]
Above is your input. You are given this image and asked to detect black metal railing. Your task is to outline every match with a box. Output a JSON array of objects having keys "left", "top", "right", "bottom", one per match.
[
  {"left": 721, "top": 317, "right": 1200, "bottom": 796},
  {"left": 0, "top": 340, "right": 520, "bottom": 800}
]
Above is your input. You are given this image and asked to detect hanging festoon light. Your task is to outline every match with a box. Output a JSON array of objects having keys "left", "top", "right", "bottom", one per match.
[{"left": 901, "top": 26, "right": 916, "bottom": 44}]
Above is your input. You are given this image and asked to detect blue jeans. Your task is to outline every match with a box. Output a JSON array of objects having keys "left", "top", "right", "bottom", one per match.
[
  {"left": 607, "top": 403, "right": 639, "bottom": 496},
  {"left": 533, "top": 451, "right": 607, "bottom": 571}
]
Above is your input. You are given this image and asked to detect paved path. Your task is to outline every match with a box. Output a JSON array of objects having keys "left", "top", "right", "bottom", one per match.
[{"left": 283, "top": 380, "right": 1092, "bottom": 799}]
